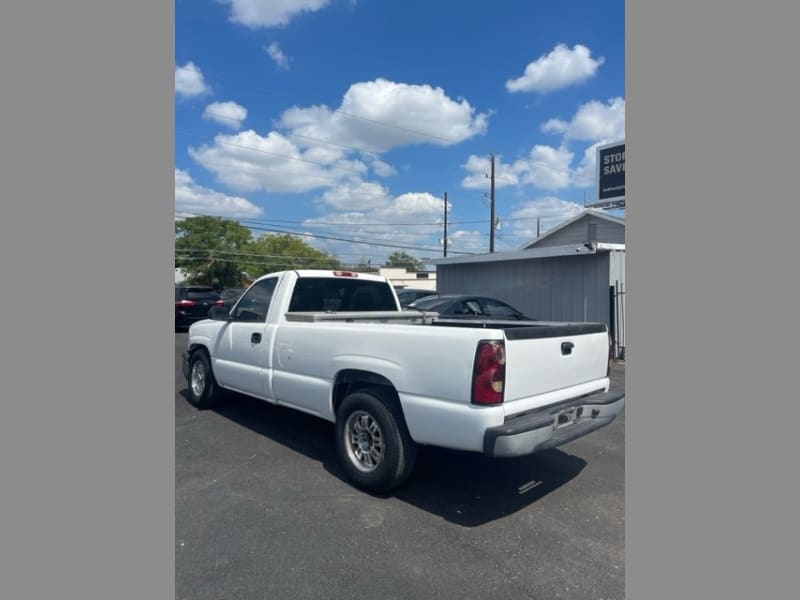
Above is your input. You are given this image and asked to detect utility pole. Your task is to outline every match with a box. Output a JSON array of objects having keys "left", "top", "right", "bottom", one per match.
[
  {"left": 537, "top": 217, "right": 541, "bottom": 238},
  {"left": 443, "top": 192, "right": 448, "bottom": 257},
  {"left": 489, "top": 153, "right": 496, "bottom": 253}
]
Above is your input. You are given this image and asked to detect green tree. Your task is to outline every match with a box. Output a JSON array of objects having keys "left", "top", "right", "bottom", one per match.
[
  {"left": 243, "top": 233, "right": 341, "bottom": 277},
  {"left": 176, "top": 217, "right": 343, "bottom": 287},
  {"left": 175, "top": 216, "right": 253, "bottom": 288},
  {"left": 385, "top": 250, "right": 426, "bottom": 272}
]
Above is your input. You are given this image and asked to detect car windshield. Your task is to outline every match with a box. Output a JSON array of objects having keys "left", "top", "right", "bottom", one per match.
[{"left": 410, "top": 297, "right": 447, "bottom": 310}]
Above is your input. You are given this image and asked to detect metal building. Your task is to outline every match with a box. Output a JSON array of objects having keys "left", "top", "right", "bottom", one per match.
[{"left": 430, "top": 211, "right": 626, "bottom": 358}]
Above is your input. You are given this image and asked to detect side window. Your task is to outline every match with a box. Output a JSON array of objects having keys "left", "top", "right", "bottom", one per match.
[
  {"left": 481, "top": 299, "right": 518, "bottom": 318},
  {"left": 463, "top": 299, "right": 483, "bottom": 315},
  {"left": 231, "top": 278, "right": 277, "bottom": 322}
]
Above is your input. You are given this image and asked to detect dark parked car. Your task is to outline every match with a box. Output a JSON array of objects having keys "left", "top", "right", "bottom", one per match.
[
  {"left": 396, "top": 287, "right": 437, "bottom": 308},
  {"left": 219, "top": 287, "right": 246, "bottom": 310},
  {"left": 175, "top": 285, "right": 223, "bottom": 330},
  {"left": 407, "top": 294, "right": 534, "bottom": 320}
]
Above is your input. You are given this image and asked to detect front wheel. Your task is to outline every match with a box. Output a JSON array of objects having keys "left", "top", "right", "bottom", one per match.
[
  {"left": 187, "top": 350, "right": 222, "bottom": 409},
  {"left": 335, "top": 389, "right": 417, "bottom": 493}
]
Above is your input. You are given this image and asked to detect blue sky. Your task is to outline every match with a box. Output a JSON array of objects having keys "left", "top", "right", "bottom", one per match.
[{"left": 175, "top": 0, "right": 625, "bottom": 266}]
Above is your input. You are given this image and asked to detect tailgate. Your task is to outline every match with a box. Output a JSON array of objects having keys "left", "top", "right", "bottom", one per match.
[{"left": 503, "top": 322, "right": 610, "bottom": 412}]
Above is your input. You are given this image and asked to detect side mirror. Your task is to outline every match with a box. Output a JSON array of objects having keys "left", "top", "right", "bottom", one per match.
[{"left": 208, "top": 305, "right": 231, "bottom": 321}]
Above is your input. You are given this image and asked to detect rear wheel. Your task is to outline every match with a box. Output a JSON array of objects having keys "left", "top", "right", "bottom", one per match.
[
  {"left": 335, "top": 388, "right": 417, "bottom": 493},
  {"left": 187, "top": 350, "right": 222, "bottom": 409}
]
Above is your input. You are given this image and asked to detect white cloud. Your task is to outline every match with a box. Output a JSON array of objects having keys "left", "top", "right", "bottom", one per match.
[
  {"left": 189, "top": 129, "right": 368, "bottom": 193},
  {"left": 279, "top": 78, "right": 488, "bottom": 153},
  {"left": 506, "top": 44, "right": 604, "bottom": 94},
  {"left": 175, "top": 62, "right": 211, "bottom": 98},
  {"left": 538, "top": 98, "right": 626, "bottom": 188},
  {"left": 509, "top": 197, "right": 585, "bottom": 243},
  {"left": 448, "top": 230, "right": 492, "bottom": 253},
  {"left": 460, "top": 155, "right": 519, "bottom": 189},
  {"left": 202, "top": 101, "right": 248, "bottom": 129},
  {"left": 371, "top": 159, "right": 397, "bottom": 177},
  {"left": 223, "top": 0, "right": 330, "bottom": 28},
  {"left": 302, "top": 190, "right": 449, "bottom": 264},
  {"left": 189, "top": 79, "right": 486, "bottom": 195},
  {"left": 265, "top": 41, "right": 290, "bottom": 70},
  {"left": 175, "top": 169, "right": 263, "bottom": 218},
  {"left": 319, "top": 179, "right": 392, "bottom": 211},
  {"left": 515, "top": 145, "right": 574, "bottom": 190},
  {"left": 541, "top": 97, "right": 625, "bottom": 141},
  {"left": 461, "top": 146, "right": 573, "bottom": 192},
  {"left": 572, "top": 141, "right": 612, "bottom": 188}
]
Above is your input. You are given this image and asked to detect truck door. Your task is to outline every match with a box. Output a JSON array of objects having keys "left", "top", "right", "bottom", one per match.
[{"left": 212, "top": 277, "right": 279, "bottom": 400}]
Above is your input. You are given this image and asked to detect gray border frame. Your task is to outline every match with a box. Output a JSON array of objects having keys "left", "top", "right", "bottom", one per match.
[
  {"left": 628, "top": 1, "right": 798, "bottom": 599},
  {"left": 1, "top": 2, "right": 174, "bottom": 599},
  {"left": 3, "top": 0, "right": 798, "bottom": 598}
]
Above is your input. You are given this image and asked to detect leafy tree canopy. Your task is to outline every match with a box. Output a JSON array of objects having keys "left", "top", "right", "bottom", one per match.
[
  {"left": 175, "top": 216, "right": 253, "bottom": 288},
  {"left": 244, "top": 233, "right": 341, "bottom": 277},
  {"left": 175, "top": 217, "right": 341, "bottom": 288},
  {"left": 384, "top": 251, "right": 426, "bottom": 272}
]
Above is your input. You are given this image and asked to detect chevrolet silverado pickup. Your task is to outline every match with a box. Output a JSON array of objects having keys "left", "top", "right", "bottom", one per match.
[{"left": 182, "top": 270, "right": 624, "bottom": 492}]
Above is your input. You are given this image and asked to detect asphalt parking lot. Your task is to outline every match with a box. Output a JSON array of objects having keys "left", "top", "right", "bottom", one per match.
[{"left": 175, "top": 332, "right": 625, "bottom": 600}]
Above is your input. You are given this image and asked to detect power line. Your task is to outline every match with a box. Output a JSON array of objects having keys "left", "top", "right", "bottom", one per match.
[
  {"left": 180, "top": 220, "right": 476, "bottom": 255},
  {"left": 242, "top": 224, "right": 477, "bottom": 255},
  {"left": 177, "top": 210, "right": 489, "bottom": 228},
  {"left": 175, "top": 211, "right": 477, "bottom": 254},
  {"left": 177, "top": 248, "right": 369, "bottom": 261}
]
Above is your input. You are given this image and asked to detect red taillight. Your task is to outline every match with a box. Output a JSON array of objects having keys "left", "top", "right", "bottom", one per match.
[
  {"left": 471, "top": 340, "right": 506, "bottom": 405},
  {"left": 214, "top": 299, "right": 224, "bottom": 305},
  {"left": 176, "top": 299, "right": 196, "bottom": 307}
]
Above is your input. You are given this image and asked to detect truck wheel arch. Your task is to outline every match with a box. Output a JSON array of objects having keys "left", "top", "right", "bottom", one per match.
[{"left": 332, "top": 369, "right": 401, "bottom": 417}]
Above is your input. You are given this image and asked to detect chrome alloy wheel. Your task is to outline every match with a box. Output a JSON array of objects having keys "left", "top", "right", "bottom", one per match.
[
  {"left": 344, "top": 410, "right": 385, "bottom": 472},
  {"left": 190, "top": 359, "right": 206, "bottom": 398}
]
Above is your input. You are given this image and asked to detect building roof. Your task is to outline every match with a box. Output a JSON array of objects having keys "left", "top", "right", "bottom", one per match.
[
  {"left": 427, "top": 242, "right": 624, "bottom": 267},
  {"left": 522, "top": 209, "right": 625, "bottom": 249}
]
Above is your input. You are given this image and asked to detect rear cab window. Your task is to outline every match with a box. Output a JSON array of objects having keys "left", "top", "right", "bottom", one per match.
[{"left": 289, "top": 277, "right": 398, "bottom": 312}]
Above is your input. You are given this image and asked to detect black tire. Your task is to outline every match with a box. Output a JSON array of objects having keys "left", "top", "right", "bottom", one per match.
[
  {"left": 334, "top": 388, "right": 417, "bottom": 493},
  {"left": 186, "top": 349, "right": 222, "bottom": 409}
]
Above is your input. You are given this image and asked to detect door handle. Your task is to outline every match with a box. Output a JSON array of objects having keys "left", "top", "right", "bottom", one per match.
[
  {"left": 561, "top": 341, "right": 574, "bottom": 355},
  {"left": 251, "top": 332, "right": 262, "bottom": 343}
]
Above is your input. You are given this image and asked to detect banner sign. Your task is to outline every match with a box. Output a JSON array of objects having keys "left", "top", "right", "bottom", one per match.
[{"left": 597, "top": 141, "right": 625, "bottom": 201}]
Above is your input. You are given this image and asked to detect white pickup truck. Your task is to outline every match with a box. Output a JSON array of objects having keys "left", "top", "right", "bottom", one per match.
[{"left": 182, "top": 270, "right": 624, "bottom": 492}]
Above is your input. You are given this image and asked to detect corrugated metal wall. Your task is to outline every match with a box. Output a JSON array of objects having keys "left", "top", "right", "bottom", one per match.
[
  {"left": 437, "top": 253, "right": 612, "bottom": 326},
  {"left": 532, "top": 214, "right": 625, "bottom": 248}
]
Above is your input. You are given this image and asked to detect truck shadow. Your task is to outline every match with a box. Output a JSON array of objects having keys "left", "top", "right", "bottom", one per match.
[
  {"left": 184, "top": 388, "right": 587, "bottom": 527},
  {"left": 392, "top": 447, "right": 586, "bottom": 527}
]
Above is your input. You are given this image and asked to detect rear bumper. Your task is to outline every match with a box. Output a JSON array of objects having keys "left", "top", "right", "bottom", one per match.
[{"left": 483, "top": 390, "right": 625, "bottom": 457}]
